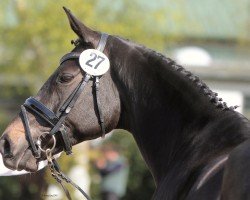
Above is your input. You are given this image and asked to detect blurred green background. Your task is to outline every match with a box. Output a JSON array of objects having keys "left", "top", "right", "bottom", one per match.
[{"left": 0, "top": 0, "right": 249, "bottom": 199}]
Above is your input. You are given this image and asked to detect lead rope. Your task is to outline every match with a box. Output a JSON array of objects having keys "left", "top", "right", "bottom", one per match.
[{"left": 46, "top": 148, "right": 91, "bottom": 200}]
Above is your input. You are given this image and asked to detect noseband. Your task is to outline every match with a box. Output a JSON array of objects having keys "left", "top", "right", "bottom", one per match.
[{"left": 20, "top": 33, "right": 109, "bottom": 200}]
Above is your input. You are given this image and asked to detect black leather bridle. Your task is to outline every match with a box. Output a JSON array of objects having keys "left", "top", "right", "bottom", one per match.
[
  {"left": 19, "top": 33, "right": 109, "bottom": 200},
  {"left": 21, "top": 33, "right": 108, "bottom": 158}
]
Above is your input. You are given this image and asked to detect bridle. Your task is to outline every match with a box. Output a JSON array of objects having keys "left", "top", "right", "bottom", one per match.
[{"left": 20, "top": 33, "right": 109, "bottom": 200}]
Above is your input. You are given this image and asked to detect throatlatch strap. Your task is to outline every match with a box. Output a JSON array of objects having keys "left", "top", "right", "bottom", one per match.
[
  {"left": 94, "top": 77, "right": 106, "bottom": 138},
  {"left": 21, "top": 105, "right": 40, "bottom": 158}
]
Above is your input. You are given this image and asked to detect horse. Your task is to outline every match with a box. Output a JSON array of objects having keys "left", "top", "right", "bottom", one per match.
[{"left": 1, "top": 7, "right": 250, "bottom": 200}]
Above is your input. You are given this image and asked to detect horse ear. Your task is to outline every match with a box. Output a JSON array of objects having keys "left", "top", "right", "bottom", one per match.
[{"left": 63, "top": 7, "right": 100, "bottom": 47}]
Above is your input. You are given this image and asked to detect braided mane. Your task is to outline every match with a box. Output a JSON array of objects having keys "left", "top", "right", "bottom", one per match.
[{"left": 151, "top": 51, "right": 238, "bottom": 111}]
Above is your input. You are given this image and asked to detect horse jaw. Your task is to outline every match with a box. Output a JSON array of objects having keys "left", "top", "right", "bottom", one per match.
[{"left": 0, "top": 153, "right": 61, "bottom": 176}]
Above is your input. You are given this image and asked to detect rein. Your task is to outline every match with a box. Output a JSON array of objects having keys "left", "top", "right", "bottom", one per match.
[{"left": 20, "top": 33, "right": 109, "bottom": 200}]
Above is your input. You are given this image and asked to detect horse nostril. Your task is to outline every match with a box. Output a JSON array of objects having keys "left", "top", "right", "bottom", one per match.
[{"left": 2, "top": 138, "right": 13, "bottom": 158}]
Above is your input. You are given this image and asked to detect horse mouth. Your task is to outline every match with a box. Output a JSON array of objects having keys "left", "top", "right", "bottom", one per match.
[{"left": 2, "top": 148, "right": 39, "bottom": 172}]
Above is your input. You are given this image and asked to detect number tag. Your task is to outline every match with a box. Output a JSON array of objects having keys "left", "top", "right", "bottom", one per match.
[{"left": 79, "top": 49, "right": 110, "bottom": 76}]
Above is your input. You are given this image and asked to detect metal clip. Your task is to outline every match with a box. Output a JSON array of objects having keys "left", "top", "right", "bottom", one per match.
[{"left": 37, "top": 133, "right": 56, "bottom": 153}]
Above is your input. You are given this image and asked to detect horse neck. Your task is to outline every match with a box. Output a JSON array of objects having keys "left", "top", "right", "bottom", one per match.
[{"left": 109, "top": 38, "right": 248, "bottom": 189}]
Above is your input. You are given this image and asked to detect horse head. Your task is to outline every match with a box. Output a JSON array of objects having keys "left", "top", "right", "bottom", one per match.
[{"left": 0, "top": 8, "right": 121, "bottom": 172}]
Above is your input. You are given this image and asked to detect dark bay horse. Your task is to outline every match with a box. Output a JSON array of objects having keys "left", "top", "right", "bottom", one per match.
[{"left": 1, "top": 7, "right": 250, "bottom": 200}]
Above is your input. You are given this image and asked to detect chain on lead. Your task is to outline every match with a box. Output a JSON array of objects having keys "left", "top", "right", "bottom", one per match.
[
  {"left": 46, "top": 148, "right": 57, "bottom": 176},
  {"left": 46, "top": 151, "right": 61, "bottom": 183},
  {"left": 45, "top": 148, "right": 64, "bottom": 182},
  {"left": 45, "top": 149, "right": 53, "bottom": 163}
]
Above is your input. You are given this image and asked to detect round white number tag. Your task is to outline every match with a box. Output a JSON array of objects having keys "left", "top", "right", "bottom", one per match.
[{"left": 79, "top": 49, "right": 110, "bottom": 76}]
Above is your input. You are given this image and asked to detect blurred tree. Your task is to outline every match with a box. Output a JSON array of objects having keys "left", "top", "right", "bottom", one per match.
[{"left": 0, "top": 0, "right": 173, "bottom": 83}]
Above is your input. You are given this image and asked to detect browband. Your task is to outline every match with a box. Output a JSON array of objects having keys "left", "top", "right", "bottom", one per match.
[{"left": 60, "top": 52, "right": 81, "bottom": 65}]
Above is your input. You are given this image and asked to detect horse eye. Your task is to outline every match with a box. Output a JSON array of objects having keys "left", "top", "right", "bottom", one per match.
[{"left": 57, "top": 73, "right": 74, "bottom": 83}]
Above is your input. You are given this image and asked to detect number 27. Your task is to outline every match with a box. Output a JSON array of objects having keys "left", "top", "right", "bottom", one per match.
[{"left": 86, "top": 53, "right": 105, "bottom": 69}]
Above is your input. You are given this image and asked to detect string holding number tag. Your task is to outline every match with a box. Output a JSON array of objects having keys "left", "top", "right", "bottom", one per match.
[{"left": 79, "top": 49, "right": 110, "bottom": 76}]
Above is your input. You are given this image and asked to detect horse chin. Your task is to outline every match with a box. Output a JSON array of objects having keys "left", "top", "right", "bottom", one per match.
[{"left": 16, "top": 149, "right": 39, "bottom": 172}]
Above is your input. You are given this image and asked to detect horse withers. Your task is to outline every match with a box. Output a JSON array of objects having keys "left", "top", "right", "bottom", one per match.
[{"left": 1, "top": 7, "right": 250, "bottom": 200}]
